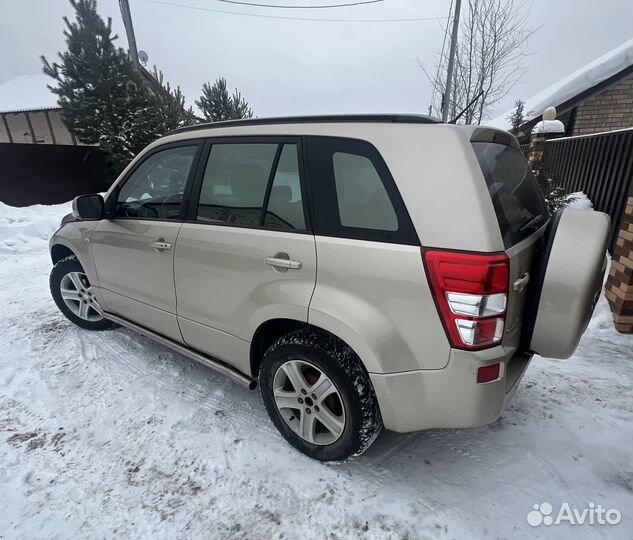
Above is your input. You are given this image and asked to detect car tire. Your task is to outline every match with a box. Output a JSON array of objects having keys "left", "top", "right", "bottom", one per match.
[
  {"left": 260, "top": 327, "right": 382, "bottom": 462},
  {"left": 50, "top": 255, "right": 118, "bottom": 331}
]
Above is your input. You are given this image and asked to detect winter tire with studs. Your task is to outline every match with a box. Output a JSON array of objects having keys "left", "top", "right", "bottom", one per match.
[{"left": 260, "top": 328, "right": 382, "bottom": 462}]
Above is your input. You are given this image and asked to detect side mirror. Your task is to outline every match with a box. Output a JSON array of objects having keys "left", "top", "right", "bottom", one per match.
[{"left": 72, "top": 194, "right": 104, "bottom": 221}]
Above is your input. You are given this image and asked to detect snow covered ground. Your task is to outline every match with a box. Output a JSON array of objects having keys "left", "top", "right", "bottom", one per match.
[{"left": 1, "top": 201, "right": 632, "bottom": 540}]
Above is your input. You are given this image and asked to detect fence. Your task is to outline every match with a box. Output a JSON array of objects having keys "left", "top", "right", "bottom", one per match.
[
  {"left": 520, "top": 143, "right": 530, "bottom": 158},
  {"left": 0, "top": 143, "right": 112, "bottom": 207},
  {"left": 544, "top": 128, "right": 633, "bottom": 251}
]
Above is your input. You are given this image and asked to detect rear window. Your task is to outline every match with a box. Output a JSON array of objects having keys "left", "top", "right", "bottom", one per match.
[{"left": 472, "top": 142, "right": 548, "bottom": 247}]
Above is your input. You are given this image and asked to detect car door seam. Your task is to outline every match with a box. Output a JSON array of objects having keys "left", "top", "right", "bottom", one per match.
[{"left": 173, "top": 222, "right": 187, "bottom": 344}]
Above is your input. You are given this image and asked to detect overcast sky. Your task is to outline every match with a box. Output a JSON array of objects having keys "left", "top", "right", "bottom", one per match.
[{"left": 1, "top": 0, "right": 631, "bottom": 120}]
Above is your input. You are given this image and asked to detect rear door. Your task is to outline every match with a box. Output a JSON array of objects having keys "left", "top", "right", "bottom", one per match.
[
  {"left": 173, "top": 138, "right": 316, "bottom": 375},
  {"left": 471, "top": 130, "right": 549, "bottom": 352},
  {"left": 304, "top": 136, "right": 450, "bottom": 373}
]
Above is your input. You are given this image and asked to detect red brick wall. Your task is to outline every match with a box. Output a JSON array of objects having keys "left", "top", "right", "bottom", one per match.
[
  {"left": 573, "top": 72, "right": 633, "bottom": 135},
  {"left": 605, "top": 193, "right": 633, "bottom": 333}
]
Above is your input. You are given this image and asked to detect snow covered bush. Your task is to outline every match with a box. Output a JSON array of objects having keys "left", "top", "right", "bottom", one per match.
[{"left": 543, "top": 184, "right": 575, "bottom": 213}]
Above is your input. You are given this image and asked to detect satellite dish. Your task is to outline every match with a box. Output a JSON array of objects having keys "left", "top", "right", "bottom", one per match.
[{"left": 138, "top": 50, "right": 149, "bottom": 66}]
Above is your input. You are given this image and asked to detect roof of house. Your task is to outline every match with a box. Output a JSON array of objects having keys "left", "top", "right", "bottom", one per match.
[
  {"left": 488, "top": 38, "right": 633, "bottom": 131},
  {"left": 0, "top": 74, "right": 59, "bottom": 114}
]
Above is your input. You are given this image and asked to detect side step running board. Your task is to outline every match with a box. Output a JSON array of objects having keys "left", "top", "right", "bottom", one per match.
[{"left": 103, "top": 312, "right": 257, "bottom": 390}]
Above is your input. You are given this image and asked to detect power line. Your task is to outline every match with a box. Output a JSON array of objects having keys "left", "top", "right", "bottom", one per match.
[
  {"left": 144, "top": 0, "right": 447, "bottom": 22},
  {"left": 217, "top": 0, "right": 384, "bottom": 8}
]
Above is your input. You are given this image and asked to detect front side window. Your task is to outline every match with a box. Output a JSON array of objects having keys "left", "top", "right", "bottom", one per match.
[
  {"left": 115, "top": 145, "right": 197, "bottom": 219},
  {"left": 197, "top": 142, "right": 306, "bottom": 231}
]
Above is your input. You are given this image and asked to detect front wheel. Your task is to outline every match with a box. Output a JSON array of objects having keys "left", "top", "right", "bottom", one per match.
[
  {"left": 50, "top": 255, "right": 117, "bottom": 331},
  {"left": 260, "top": 328, "right": 382, "bottom": 462}
]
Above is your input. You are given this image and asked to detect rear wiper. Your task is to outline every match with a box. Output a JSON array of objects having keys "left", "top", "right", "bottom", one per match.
[{"left": 518, "top": 214, "right": 546, "bottom": 232}]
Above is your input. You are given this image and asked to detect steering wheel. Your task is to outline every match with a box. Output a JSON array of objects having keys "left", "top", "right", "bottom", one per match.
[
  {"left": 123, "top": 200, "right": 159, "bottom": 218},
  {"left": 159, "top": 193, "right": 182, "bottom": 219}
]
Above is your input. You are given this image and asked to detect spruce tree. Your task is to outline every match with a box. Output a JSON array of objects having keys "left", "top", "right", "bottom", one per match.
[
  {"left": 150, "top": 67, "right": 198, "bottom": 130},
  {"left": 507, "top": 100, "right": 527, "bottom": 133},
  {"left": 42, "top": 0, "right": 171, "bottom": 173},
  {"left": 229, "top": 88, "right": 253, "bottom": 120},
  {"left": 196, "top": 77, "right": 253, "bottom": 122}
]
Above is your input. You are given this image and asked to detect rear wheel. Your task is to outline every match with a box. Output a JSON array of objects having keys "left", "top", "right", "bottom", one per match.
[
  {"left": 50, "top": 255, "right": 117, "bottom": 331},
  {"left": 259, "top": 328, "right": 382, "bottom": 461}
]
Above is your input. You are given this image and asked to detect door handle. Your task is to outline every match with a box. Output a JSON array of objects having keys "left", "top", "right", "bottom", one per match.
[
  {"left": 265, "top": 256, "right": 302, "bottom": 270},
  {"left": 150, "top": 239, "right": 172, "bottom": 252},
  {"left": 513, "top": 272, "right": 530, "bottom": 292}
]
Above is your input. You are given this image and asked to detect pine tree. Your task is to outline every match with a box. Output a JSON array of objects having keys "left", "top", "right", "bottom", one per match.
[
  {"left": 149, "top": 67, "right": 198, "bottom": 130},
  {"left": 42, "top": 0, "right": 167, "bottom": 173},
  {"left": 230, "top": 88, "right": 253, "bottom": 120},
  {"left": 507, "top": 100, "right": 526, "bottom": 133},
  {"left": 196, "top": 77, "right": 253, "bottom": 122}
]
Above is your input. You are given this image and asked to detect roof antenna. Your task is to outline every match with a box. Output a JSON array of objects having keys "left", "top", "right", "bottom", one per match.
[{"left": 449, "top": 89, "right": 484, "bottom": 124}]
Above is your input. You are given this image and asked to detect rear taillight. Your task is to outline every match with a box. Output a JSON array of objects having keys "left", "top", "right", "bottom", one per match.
[{"left": 423, "top": 250, "right": 509, "bottom": 350}]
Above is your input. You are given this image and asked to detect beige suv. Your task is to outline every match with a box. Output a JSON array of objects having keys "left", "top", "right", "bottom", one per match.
[{"left": 49, "top": 115, "right": 610, "bottom": 461}]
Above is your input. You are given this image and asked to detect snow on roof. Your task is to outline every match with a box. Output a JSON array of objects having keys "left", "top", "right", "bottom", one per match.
[
  {"left": 0, "top": 74, "right": 59, "bottom": 114},
  {"left": 487, "top": 38, "right": 633, "bottom": 131}
]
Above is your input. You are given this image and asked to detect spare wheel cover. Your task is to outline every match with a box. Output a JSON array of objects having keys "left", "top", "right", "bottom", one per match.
[{"left": 523, "top": 207, "right": 610, "bottom": 359}]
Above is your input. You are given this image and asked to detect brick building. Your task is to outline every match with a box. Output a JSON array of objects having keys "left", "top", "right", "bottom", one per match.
[
  {"left": 490, "top": 39, "right": 633, "bottom": 141},
  {"left": 572, "top": 72, "right": 633, "bottom": 135},
  {"left": 605, "top": 192, "right": 633, "bottom": 333}
]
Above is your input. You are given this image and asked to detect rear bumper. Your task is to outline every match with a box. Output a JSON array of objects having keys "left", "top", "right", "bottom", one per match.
[{"left": 370, "top": 348, "right": 532, "bottom": 433}]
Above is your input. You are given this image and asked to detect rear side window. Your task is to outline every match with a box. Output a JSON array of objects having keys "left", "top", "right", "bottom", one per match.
[
  {"left": 333, "top": 152, "right": 398, "bottom": 231},
  {"left": 196, "top": 142, "right": 307, "bottom": 231},
  {"left": 472, "top": 142, "right": 548, "bottom": 247},
  {"left": 265, "top": 145, "right": 306, "bottom": 230},
  {"left": 306, "top": 137, "right": 418, "bottom": 245},
  {"left": 197, "top": 143, "right": 276, "bottom": 227}
]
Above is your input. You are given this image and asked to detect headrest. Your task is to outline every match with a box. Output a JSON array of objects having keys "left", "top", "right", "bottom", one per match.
[{"left": 270, "top": 185, "right": 292, "bottom": 204}]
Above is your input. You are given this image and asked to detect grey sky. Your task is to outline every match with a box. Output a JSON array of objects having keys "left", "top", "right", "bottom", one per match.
[{"left": 1, "top": 0, "right": 632, "bottom": 120}]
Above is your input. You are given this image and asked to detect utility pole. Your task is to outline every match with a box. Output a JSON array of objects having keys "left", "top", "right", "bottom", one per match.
[
  {"left": 119, "top": 0, "right": 140, "bottom": 70},
  {"left": 442, "top": 0, "right": 461, "bottom": 122}
]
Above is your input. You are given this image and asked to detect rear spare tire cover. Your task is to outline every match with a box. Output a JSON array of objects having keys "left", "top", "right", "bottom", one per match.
[{"left": 526, "top": 207, "right": 610, "bottom": 359}]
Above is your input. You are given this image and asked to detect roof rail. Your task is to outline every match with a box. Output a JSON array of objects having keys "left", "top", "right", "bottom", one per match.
[{"left": 167, "top": 114, "right": 441, "bottom": 136}]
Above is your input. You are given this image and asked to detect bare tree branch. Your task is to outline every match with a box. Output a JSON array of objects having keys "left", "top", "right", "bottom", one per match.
[{"left": 423, "top": 0, "right": 534, "bottom": 124}]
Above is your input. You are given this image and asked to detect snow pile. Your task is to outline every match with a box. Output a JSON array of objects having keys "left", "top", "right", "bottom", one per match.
[
  {"left": 488, "top": 38, "right": 633, "bottom": 131},
  {"left": 532, "top": 119, "right": 565, "bottom": 134},
  {"left": 0, "top": 74, "right": 59, "bottom": 113},
  {"left": 0, "top": 201, "right": 70, "bottom": 254},
  {"left": 565, "top": 191, "right": 593, "bottom": 210},
  {"left": 0, "top": 203, "right": 631, "bottom": 539}
]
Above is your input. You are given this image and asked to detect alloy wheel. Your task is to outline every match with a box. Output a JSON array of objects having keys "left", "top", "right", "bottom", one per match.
[
  {"left": 273, "top": 359, "right": 346, "bottom": 445},
  {"left": 60, "top": 272, "right": 104, "bottom": 322}
]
